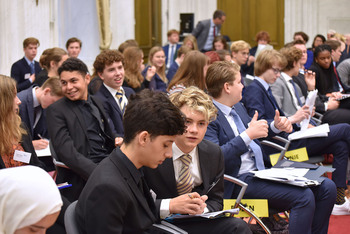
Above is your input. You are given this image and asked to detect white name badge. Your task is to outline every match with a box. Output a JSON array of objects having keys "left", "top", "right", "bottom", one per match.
[
  {"left": 13, "top": 150, "right": 31, "bottom": 164},
  {"left": 24, "top": 73, "right": 31, "bottom": 79}
]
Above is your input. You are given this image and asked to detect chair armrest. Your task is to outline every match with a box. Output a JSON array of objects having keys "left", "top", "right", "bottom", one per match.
[
  {"left": 224, "top": 174, "right": 248, "bottom": 208},
  {"left": 152, "top": 221, "right": 188, "bottom": 234},
  {"left": 261, "top": 136, "right": 291, "bottom": 163}
]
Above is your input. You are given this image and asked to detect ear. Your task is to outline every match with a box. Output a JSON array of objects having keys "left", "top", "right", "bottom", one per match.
[
  {"left": 43, "top": 87, "right": 51, "bottom": 95},
  {"left": 231, "top": 51, "right": 237, "bottom": 58},
  {"left": 223, "top": 82, "right": 231, "bottom": 94},
  {"left": 84, "top": 73, "right": 91, "bottom": 85},
  {"left": 98, "top": 72, "right": 104, "bottom": 80},
  {"left": 50, "top": 60, "right": 56, "bottom": 69},
  {"left": 137, "top": 131, "right": 149, "bottom": 146}
]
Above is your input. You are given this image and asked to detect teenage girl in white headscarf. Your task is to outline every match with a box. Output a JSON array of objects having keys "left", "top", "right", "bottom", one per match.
[{"left": 0, "top": 165, "right": 62, "bottom": 234}]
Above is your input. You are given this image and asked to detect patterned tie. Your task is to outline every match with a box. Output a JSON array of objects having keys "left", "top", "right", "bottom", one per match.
[
  {"left": 115, "top": 91, "right": 125, "bottom": 113},
  {"left": 230, "top": 108, "right": 265, "bottom": 170},
  {"left": 177, "top": 154, "right": 193, "bottom": 195},
  {"left": 289, "top": 80, "right": 303, "bottom": 106},
  {"left": 30, "top": 62, "right": 35, "bottom": 75},
  {"left": 213, "top": 25, "right": 216, "bottom": 37}
]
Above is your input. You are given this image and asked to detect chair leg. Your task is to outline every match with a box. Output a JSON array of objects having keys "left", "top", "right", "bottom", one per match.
[{"left": 238, "top": 203, "right": 271, "bottom": 234}]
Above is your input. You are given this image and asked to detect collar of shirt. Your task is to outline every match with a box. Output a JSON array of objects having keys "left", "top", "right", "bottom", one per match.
[
  {"left": 212, "top": 99, "right": 232, "bottom": 117},
  {"left": 103, "top": 83, "right": 124, "bottom": 97},
  {"left": 172, "top": 142, "right": 197, "bottom": 162},
  {"left": 24, "top": 56, "right": 34, "bottom": 65},
  {"left": 119, "top": 149, "right": 142, "bottom": 185},
  {"left": 32, "top": 86, "right": 40, "bottom": 108},
  {"left": 255, "top": 76, "right": 270, "bottom": 91}
]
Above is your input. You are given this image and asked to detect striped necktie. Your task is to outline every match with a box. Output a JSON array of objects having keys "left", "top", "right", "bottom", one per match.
[
  {"left": 30, "top": 62, "right": 35, "bottom": 75},
  {"left": 115, "top": 91, "right": 125, "bottom": 113},
  {"left": 177, "top": 154, "right": 193, "bottom": 195}
]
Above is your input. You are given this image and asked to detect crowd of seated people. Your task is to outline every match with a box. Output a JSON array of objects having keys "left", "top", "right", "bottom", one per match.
[{"left": 4, "top": 9, "right": 350, "bottom": 233}]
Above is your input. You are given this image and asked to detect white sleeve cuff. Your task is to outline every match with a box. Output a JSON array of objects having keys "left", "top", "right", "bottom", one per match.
[
  {"left": 160, "top": 199, "right": 171, "bottom": 219},
  {"left": 240, "top": 131, "right": 252, "bottom": 146},
  {"left": 270, "top": 121, "right": 282, "bottom": 133}
]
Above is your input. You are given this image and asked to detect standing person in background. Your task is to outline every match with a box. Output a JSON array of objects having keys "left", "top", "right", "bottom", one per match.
[
  {"left": 192, "top": 10, "right": 226, "bottom": 52},
  {"left": 142, "top": 46, "right": 167, "bottom": 92},
  {"left": 35, "top": 47, "right": 68, "bottom": 86},
  {"left": 11, "top": 37, "right": 42, "bottom": 92},
  {"left": 66, "top": 37, "right": 82, "bottom": 58},
  {"left": 163, "top": 29, "right": 181, "bottom": 71}
]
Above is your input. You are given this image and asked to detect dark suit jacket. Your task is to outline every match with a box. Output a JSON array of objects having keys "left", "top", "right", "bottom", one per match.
[
  {"left": 192, "top": 19, "right": 221, "bottom": 51},
  {"left": 11, "top": 57, "right": 42, "bottom": 92},
  {"left": 141, "top": 66, "right": 167, "bottom": 92},
  {"left": 143, "top": 140, "right": 224, "bottom": 213},
  {"left": 204, "top": 103, "right": 271, "bottom": 198},
  {"left": 166, "top": 61, "right": 179, "bottom": 82},
  {"left": 76, "top": 148, "right": 158, "bottom": 234},
  {"left": 0, "top": 123, "right": 45, "bottom": 170},
  {"left": 163, "top": 44, "right": 181, "bottom": 67},
  {"left": 94, "top": 85, "right": 134, "bottom": 136},
  {"left": 46, "top": 96, "right": 115, "bottom": 201},
  {"left": 17, "top": 87, "right": 49, "bottom": 140}
]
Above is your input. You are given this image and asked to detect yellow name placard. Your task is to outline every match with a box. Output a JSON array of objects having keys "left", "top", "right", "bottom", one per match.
[
  {"left": 270, "top": 147, "right": 309, "bottom": 166},
  {"left": 223, "top": 199, "right": 269, "bottom": 217}
]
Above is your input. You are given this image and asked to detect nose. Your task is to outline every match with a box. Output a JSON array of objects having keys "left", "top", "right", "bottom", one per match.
[
  {"left": 16, "top": 96, "right": 21, "bottom": 105},
  {"left": 66, "top": 82, "right": 73, "bottom": 90},
  {"left": 187, "top": 123, "right": 198, "bottom": 133},
  {"left": 165, "top": 148, "right": 173, "bottom": 159}
]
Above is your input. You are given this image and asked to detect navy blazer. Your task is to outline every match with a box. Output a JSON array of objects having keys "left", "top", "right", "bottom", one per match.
[
  {"left": 163, "top": 44, "right": 181, "bottom": 67},
  {"left": 11, "top": 57, "right": 42, "bottom": 92},
  {"left": 205, "top": 103, "right": 272, "bottom": 198},
  {"left": 143, "top": 139, "right": 225, "bottom": 212},
  {"left": 242, "top": 79, "right": 285, "bottom": 122},
  {"left": 142, "top": 66, "right": 167, "bottom": 92},
  {"left": 94, "top": 84, "right": 135, "bottom": 136},
  {"left": 166, "top": 61, "right": 179, "bottom": 82},
  {"left": 17, "top": 87, "right": 49, "bottom": 140}
]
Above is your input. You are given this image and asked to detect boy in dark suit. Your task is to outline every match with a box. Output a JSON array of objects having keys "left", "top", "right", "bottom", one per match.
[
  {"left": 93, "top": 49, "right": 134, "bottom": 137},
  {"left": 163, "top": 29, "right": 181, "bottom": 71},
  {"left": 76, "top": 89, "right": 186, "bottom": 233},
  {"left": 11, "top": 37, "right": 42, "bottom": 92},
  {"left": 204, "top": 61, "right": 336, "bottom": 233},
  {"left": 18, "top": 77, "right": 63, "bottom": 150},
  {"left": 143, "top": 86, "right": 251, "bottom": 233},
  {"left": 46, "top": 58, "right": 118, "bottom": 202}
]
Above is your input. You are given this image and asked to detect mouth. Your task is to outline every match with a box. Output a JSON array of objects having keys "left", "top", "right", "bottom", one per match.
[{"left": 186, "top": 136, "right": 198, "bottom": 142}]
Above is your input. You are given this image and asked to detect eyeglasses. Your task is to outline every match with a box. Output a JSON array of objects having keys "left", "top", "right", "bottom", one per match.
[{"left": 271, "top": 67, "right": 281, "bottom": 74}]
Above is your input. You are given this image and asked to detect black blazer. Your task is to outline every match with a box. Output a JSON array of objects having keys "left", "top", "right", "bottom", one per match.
[
  {"left": 46, "top": 96, "right": 115, "bottom": 202},
  {"left": 94, "top": 85, "right": 134, "bottom": 136},
  {"left": 143, "top": 139, "right": 225, "bottom": 213},
  {"left": 0, "top": 123, "right": 45, "bottom": 170},
  {"left": 11, "top": 57, "right": 42, "bottom": 92},
  {"left": 76, "top": 148, "right": 158, "bottom": 234},
  {"left": 17, "top": 87, "right": 49, "bottom": 139}
]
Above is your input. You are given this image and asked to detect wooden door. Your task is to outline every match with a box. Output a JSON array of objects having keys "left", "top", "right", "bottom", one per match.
[
  {"left": 217, "top": 0, "right": 284, "bottom": 49},
  {"left": 135, "top": 0, "right": 162, "bottom": 62}
]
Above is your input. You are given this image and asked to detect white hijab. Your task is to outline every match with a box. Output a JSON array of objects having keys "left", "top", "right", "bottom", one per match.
[{"left": 0, "top": 166, "right": 63, "bottom": 234}]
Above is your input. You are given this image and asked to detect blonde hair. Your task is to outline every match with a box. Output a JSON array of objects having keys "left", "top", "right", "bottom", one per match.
[
  {"left": 169, "top": 86, "right": 217, "bottom": 122},
  {"left": 0, "top": 75, "right": 26, "bottom": 156},
  {"left": 254, "top": 49, "right": 286, "bottom": 77},
  {"left": 148, "top": 46, "right": 167, "bottom": 83},
  {"left": 183, "top": 35, "right": 199, "bottom": 51},
  {"left": 230, "top": 40, "right": 251, "bottom": 53}
]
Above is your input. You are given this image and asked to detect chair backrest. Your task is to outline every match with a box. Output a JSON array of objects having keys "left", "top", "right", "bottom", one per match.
[{"left": 64, "top": 200, "right": 79, "bottom": 234}]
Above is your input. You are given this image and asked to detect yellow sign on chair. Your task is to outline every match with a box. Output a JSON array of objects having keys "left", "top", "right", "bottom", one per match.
[
  {"left": 224, "top": 199, "right": 269, "bottom": 217},
  {"left": 270, "top": 147, "right": 309, "bottom": 166}
]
